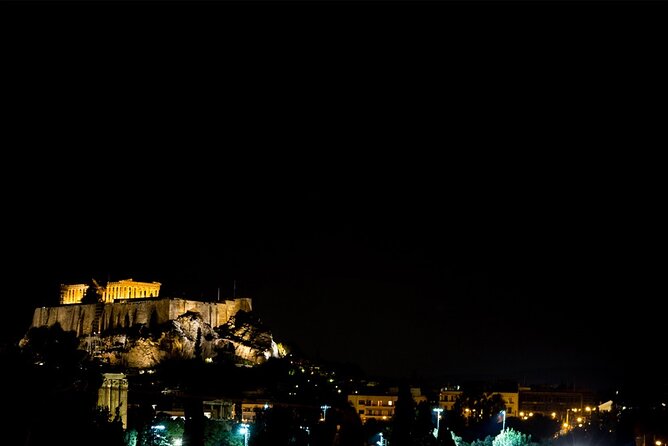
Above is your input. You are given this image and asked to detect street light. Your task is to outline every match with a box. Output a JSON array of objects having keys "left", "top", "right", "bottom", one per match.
[
  {"left": 321, "top": 404, "right": 331, "bottom": 421},
  {"left": 239, "top": 423, "right": 250, "bottom": 446},
  {"left": 499, "top": 410, "right": 506, "bottom": 433},
  {"left": 377, "top": 432, "right": 387, "bottom": 446},
  {"left": 433, "top": 407, "right": 444, "bottom": 438}
]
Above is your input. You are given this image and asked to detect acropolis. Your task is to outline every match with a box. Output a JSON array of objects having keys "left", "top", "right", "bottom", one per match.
[{"left": 33, "top": 279, "right": 252, "bottom": 336}]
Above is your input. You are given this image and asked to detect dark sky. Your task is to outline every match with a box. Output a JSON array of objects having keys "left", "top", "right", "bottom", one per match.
[
  {"left": 4, "top": 159, "right": 663, "bottom": 392},
  {"left": 3, "top": 5, "right": 664, "bottom": 400}
]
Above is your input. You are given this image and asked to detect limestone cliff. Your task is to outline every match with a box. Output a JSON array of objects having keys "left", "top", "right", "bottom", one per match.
[{"left": 23, "top": 309, "right": 285, "bottom": 369}]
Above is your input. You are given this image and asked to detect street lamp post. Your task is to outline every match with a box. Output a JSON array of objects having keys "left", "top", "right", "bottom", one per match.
[
  {"left": 321, "top": 404, "right": 331, "bottom": 422},
  {"left": 239, "top": 423, "right": 250, "bottom": 446},
  {"left": 500, "top": 410, "right": 506, "bottom": 433},
  {"left": 433, "top": 407, "right": 444, "bottom": 438}
]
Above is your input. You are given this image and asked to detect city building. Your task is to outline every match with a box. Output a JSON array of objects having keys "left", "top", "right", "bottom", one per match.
[
  {"left": 438, "top": 387, "right": 519, "bottom": 417},
  {"left": 348, "top": 388, "right": 427, "bottom": 423},
  {"left": 518, "top": 386, "right": 597, "bottom": 424}
]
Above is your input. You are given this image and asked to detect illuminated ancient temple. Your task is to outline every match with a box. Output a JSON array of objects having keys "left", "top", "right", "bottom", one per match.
[{"left": 60, "top": 279, "right": 161, "bottom": 304}]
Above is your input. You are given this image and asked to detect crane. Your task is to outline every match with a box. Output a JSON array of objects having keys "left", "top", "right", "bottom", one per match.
[{"left": 92, "top": 278, "right": 106, "bottom": 299}]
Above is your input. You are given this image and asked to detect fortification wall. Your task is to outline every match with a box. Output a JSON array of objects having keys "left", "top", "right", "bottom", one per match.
[
  {"left": 30, "top": 298, "right": 253, "bottom": 336},
  {"left": 32, "top": 303, "right": 98, "bottom": 336},
  {"left": 98, "top": 299, "right": 172, "bottom": 333},
  {"left": 168, "top": 298, "right": 252, "bottom": 328}
]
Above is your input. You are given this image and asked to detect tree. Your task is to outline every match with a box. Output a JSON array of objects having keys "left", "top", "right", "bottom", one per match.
[
  {"left": 82, "top": 283, "right": 102, "bottom": 304},
  {"left": 149, "top": 309, "right": 160, "bottom": 334},
  {"left": 332, "top": 403, "right": 364, "bottom": 446},
  {"left": 470, "top": 436, "right": 493, "bottom": 446},
  {"left": 195, "top": 327, "right": 203, "bottom": 361},
  {"left": 390, "top": 383, "right": 417, "bottom": 446},
  {"left": 184, "top": 398, "right": 205, "bottom": 446},
  {"left": 203, "top": 419, "right": 243, "bottom": 446},
  {"left": 413, "top": 401, "right": 438, "bottom": 446},
  {"left": 491, "top": 428, "right": 534, "bottom": 446}
]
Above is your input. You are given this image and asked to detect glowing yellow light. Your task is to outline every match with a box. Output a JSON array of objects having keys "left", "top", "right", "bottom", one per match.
[
  {"left": 585, "top": 407, "right": 591, "bottom": 412},
  {"left": 563, "top": 423, "right": 569, "bottom": 428},
  {"left": 520, "top": 411, "right": 525, "bottom": 417},
  {"left": 551, "top": 412, "right": 556, "bottom": 418},
  {"left": 655, "top": 441, "right": 661, "bottom": 446},
  {"left": 529, "top": 412, "right": 533, "bottom": 417},
  {"left": 577, "top": 417, "right": 582, "bottom": 423}
]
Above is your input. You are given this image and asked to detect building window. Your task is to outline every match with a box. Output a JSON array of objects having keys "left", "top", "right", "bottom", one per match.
[{"left": 359, "top": 410, "right": 364, "bottom": 415}]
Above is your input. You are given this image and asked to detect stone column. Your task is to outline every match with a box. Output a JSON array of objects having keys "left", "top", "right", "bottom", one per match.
[{"left": 98, "top": 373, "right": 128, "bottom": 430}]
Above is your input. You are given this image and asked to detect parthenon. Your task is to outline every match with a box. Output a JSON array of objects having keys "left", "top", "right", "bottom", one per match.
[{"left": 60, "top": 279, "right": 161, "bottom": 304}]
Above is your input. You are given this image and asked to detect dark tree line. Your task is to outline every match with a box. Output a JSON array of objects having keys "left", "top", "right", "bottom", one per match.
[{"left": 3, "top": 323, "right": 125, "bottom": 446}]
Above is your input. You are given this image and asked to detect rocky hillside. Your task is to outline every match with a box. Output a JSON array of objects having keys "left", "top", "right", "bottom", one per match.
[{"left": 22, "top": 310, "right": 286, "bottom": 369}]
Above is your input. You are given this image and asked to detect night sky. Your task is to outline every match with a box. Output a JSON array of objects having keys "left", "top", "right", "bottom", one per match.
[
  {"left": 2, "top": 4, "right": 664, "bottom": 411},
  {"left": 3, "top": 160, "right": 663, "bottom": 392}
]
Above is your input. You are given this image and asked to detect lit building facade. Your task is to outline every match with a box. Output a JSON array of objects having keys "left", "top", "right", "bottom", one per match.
[
  {"left": 438, "top": 388, "right": 519, "bottom": 417},
  {"left": 439, "top": 388, "right": 462, "bottom": 411},
  {"left": 240, "top": 402, "right": 272, "bottom": 423},
  {"left": 497, "top": 391, "right": 519, "bottom": 417},
  {"left": 518, "top": 388, "right": 596, "bottom": 423},
  {"left": 349, "top": 389, "right": 427, "bottom": 423}
]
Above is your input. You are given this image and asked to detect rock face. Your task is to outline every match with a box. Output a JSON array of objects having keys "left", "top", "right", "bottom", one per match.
[
  {"left": 214, "top": 311, "right": 282, "bottom": 363},
  {"left": 25, "top": 309, "right": 284, "bottom": 369}
]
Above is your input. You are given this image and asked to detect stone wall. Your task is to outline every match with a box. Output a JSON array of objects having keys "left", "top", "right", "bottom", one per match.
[
  {"left": 168, "top": 298, "right": 252, "bottom": 328},
  {"left": 33, "top": 303, "right": 98, "bottom": 336},
  {"left": 30, "top": 297, "right": 253, "bottom": 336}
]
